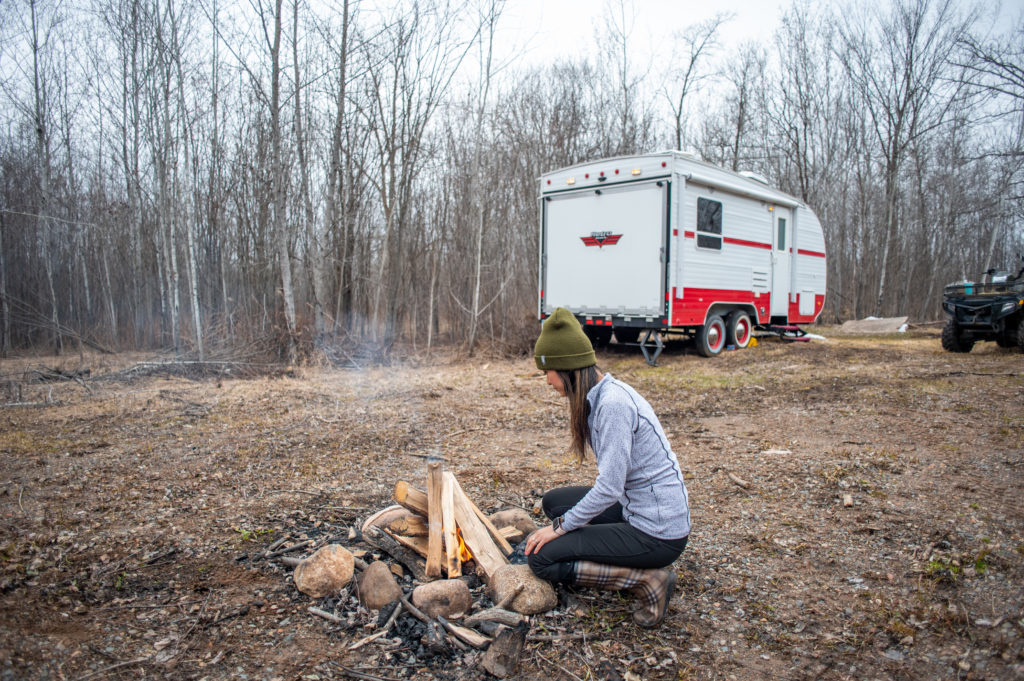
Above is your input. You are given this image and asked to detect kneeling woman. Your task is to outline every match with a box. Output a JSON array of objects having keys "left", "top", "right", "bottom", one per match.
[{"left": 525, "top": 308, "right": 691, "bottom": 627}]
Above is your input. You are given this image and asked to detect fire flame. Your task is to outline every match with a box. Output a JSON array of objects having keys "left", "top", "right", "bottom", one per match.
[{"left": 456, "top": 528, "right": 472, "bottom": 562}]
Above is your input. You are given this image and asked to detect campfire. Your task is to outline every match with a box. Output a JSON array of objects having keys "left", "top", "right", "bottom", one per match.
[{"left": 282, "top": 459, "right": 553, "bottom": 678}]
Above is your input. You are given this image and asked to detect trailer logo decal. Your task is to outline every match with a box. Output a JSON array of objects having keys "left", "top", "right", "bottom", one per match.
[{"left": 581, "top": 231, "right": 622, "bottom": 248}]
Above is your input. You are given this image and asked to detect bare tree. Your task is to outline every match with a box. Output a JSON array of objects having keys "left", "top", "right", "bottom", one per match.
[
  {"left": 662, "top": 13, "right": 730, "bottom": 152},
  {"left": 838, "top": 0, "right": 973, "bottom": 316}
]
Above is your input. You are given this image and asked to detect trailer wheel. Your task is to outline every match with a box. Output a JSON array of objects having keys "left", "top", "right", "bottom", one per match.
[
  {"left": 697, "top": 315, "right": 726, "bottom": 357},
  {"left": 614, "top": 327, "right": 641, "bottom": 344},
  {"left": 584, "top": 326, "right": 612, "bottom": 348},
  {"left": 1017, "top": 319, "right": 1024, "bottom": 350},
  {"left": 726, "top": 311, "right": 752, "bottom": 349},
  {"left": 941, "top": 318, "right": 974, "bottom": 353}
]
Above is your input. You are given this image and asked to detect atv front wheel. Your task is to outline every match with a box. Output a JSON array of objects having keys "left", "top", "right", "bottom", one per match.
[{"left": 941, "top": 318, "right": 974, "bottom": 353}]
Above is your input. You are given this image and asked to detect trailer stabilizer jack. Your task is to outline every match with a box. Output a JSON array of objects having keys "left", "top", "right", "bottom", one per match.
[{"left": 639, "top": 329, "right": 664, "bottom": 366}]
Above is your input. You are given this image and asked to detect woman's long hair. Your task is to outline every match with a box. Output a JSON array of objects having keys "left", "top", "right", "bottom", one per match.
[{"left": 557, "top": 365, "right": 601, "bottom": 463}]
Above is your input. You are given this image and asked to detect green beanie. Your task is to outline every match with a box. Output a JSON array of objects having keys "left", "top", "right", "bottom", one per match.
[{"left": 534, "top": 308, "right": 596, "bottom": 371}]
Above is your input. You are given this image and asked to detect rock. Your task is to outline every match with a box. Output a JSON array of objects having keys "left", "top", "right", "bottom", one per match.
[
  {"left": 358, "top": 561, "right": 403, "bottom": 610},
  {"left": 489, "top": 564, "right": 557, "bottom": 615},
  {"left": 293, "top": 544, "right": 354, "bottom": 598},
  {"left": 411, "top": 579, "right": 472, "bottom": 618},
  {"left": 489, "top": 508, "right": 538, "bottom": 539}
]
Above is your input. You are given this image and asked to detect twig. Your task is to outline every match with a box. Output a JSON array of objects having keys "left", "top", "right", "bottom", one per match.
[
  {"left": 494, "top": 583, "right": 524, "bottom": 610},
  {"left": 728, "top": 473, "right": 751, "bottom": 489},
  {"left": 535, "top": 650, "right": 583, "bottom": 681},
  {"left": 527, "top": 632, "right": 593, "bottom": 642},
  {"left": 309, "top": 606, "right": 344, "bottom": 624},
  {"left": 265, "top": 540, "right": 314, "bottom": 559},
  {"left": 398, "top": 595, "right": 429, "bottom": 623},
  {"left": 333, "top": 665, "right": 405, "bottom": 681},
  {"left": 76, "top": 657, "right": 150, "bottom": 680},
  {"left": 264, "top": 534, "right": 291, "bottom": 555}
]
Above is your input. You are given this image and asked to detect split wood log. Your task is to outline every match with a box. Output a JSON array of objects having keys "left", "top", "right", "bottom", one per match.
[
  {"left": 361, "top": 505, "right": 416, "bottom": 536},
  {"left": 392, "top": 533, "right": 429, "bottom": 559},
  {"left": 480, "top": 625, "right": 527, "bottom": 679},
  {"left": 394, "top": 481, "right": 428, "bottom": 515},
  {"left": 442, "top": 474, "right": 461, "bottom": 578},
  {"left": 470, "top": 502, "right": 514, "bottom": 556},
  {"left": 426, "top": 460, "right": 444, "bottom": 578},
  {"left": 436, "top": 615, "right": 492, "bottom": 650},
  {"left": 445, "top": 472, "right": 509, "bottom": 582},
  {"left": 498, "top": 526, "right": 521, "bottom": 540},
  {"left": 387, "top": 515, "right": 428, "bottom": 537},
  {"left": 464, "top": 608, "right": 525, "bottom": 628},
  {"left": 362, "top": 526, "right": 429, "bottom": 582}
]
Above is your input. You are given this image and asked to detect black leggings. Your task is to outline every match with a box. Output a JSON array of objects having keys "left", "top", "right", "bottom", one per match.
[{"left": 527, "top": 486, "right": 688, "bottom": 585}]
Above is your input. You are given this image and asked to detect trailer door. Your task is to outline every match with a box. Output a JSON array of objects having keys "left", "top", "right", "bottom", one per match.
[
  {"left": 542, "top": 181, "right": 667, "bottom": 317},
  {"left": 770, "top": 206, "right": 792, "bottom": 316}
]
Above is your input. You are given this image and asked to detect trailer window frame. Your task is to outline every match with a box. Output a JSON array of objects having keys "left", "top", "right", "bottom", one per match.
[{"left": 696, "top": 197, "right": 723, "bottom": 250}]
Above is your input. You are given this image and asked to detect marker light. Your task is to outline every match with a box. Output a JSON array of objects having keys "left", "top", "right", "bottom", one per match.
[
  {"left": 567, "top": 177, "right": 576, "bottom": 185},
  {"left": 631, "top": 168, "right": 641, "bottom": 176}
]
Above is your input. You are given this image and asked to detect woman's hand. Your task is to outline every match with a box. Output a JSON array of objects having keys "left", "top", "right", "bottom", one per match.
[{"left": 524, "top": 525, "right": 564, "bottom": 555}]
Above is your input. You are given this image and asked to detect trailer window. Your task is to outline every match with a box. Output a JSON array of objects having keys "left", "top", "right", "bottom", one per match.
[
  {"left": 776, "top": 217, "right": 786, "bottom": 251},
  {"left": 697, "top": 198, "right": 722, "bottom": 250}
]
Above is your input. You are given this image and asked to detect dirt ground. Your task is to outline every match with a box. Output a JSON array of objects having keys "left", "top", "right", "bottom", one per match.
[{"left": 1, "top": 327, "right": 1022, "bottom": 681}]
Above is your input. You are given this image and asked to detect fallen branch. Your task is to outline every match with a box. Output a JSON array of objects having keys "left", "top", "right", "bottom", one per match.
[
  {"left": 265, "top": 540, "right": 314, "bottom": 559},
  {"left": 333, "top": 664, "right": 406, "bottom": 681},
  {"left": 728, "top": 473, "right": 750, "bottom": 489},
  {"left": 309, "top": 606, "right": 344, "bottom": 624}
]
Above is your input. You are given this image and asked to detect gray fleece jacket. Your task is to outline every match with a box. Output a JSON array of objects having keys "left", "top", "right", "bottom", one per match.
[{"left": 561, "top": 374, "right": 691, "bottom": 540}]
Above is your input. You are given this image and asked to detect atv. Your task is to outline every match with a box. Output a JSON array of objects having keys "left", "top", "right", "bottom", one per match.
[{"left": 941, "top": 255, "right": 1024, "bottom": 353}]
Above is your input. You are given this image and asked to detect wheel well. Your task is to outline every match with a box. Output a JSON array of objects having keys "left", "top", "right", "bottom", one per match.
[{"left": 707, "top": 304, "right": 757, "bottom": 325}]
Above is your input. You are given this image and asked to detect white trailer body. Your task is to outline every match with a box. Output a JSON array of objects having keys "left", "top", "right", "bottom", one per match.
[{"left": 538, "top": 152, "right": 827, "bottom": 357}]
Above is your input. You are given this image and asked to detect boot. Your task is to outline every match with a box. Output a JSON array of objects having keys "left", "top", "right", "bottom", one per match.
[{"left": 572, "top": 561, "right": 676, "bottom": 628}]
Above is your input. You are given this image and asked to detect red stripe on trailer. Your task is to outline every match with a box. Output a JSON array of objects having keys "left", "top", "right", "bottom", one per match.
[
  {"left": 723, "top": 236, "right": 772, "bottom": 250},
  {"left": 797, "top": 248, "right": 826, "bottom": 258},
  {"left": 681, "top": 231, "right": 772, "bottom": 251},
  {"left": 671, "top": 288, "right": 772, "bottom": 325}
]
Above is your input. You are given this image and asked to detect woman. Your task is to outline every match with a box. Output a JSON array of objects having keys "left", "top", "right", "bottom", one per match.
[{"left": 525, "top": 308, "right": 691, "bottom": 627}]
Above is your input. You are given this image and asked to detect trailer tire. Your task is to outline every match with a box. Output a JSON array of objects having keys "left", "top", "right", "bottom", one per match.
[
  {"left": 726, "top": 311, "right": 753, "bottom": 349},
  {"left": 1017, "top": 319, "right": 1024, "bottom": 350},
  {"left": 941, "top": 318, "right": 974, "bottom": 353},
  {"left": 697, "top": 315, "right": 726, "bottom": 357},
  {"left": 614, "top": 327, "right": 641, "bottom": 344},
  {"left": 584, "top": 326, "right": 612, "bottom": 348}
]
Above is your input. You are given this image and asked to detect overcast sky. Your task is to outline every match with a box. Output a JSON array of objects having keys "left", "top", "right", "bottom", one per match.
[{"left": 489, "top": 0, "right": 1022, "bottom": 73}]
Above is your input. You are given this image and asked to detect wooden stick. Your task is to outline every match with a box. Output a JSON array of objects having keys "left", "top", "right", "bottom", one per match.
[
  {"left": 265, "top": 539, "right": 313, "bottom": 559},
  {"left": 392, "top": 532, "right": 429, "bottom": 558},
  {"left": 445, "top": 472, "right": 509, "bottom": 582},
  {"left": 426, "top": 460, "right": 444, "bottom": 578},
  {"left": 386, "top": 515, "right": 428, "bottom": 537},
  {"left": 436, "top": 615, "right": 492, "bottom": 650},
  {"left": 494, "top": 583, "right": 524, "bottom": 610},
  {"left": 308, "top": 606, "right": 344, "bottom": 624},
  {"left": 728, "top": 472, "right": 750, "bottom": 489},
  {"left": 442, "top": 474, "right": 461, "bottom": 578},
  {"left": 469, "top": 502, "right": 514, "bottom": 556}
]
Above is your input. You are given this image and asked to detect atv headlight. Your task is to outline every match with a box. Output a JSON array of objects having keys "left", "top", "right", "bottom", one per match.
[{"left": 1002, "top": 300, "right": 1022, "bottom": 313}]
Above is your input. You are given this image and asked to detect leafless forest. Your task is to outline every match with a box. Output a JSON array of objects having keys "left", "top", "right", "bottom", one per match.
[{"left": 1, "top": 0, "right": 1022, "bottom": 361}]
